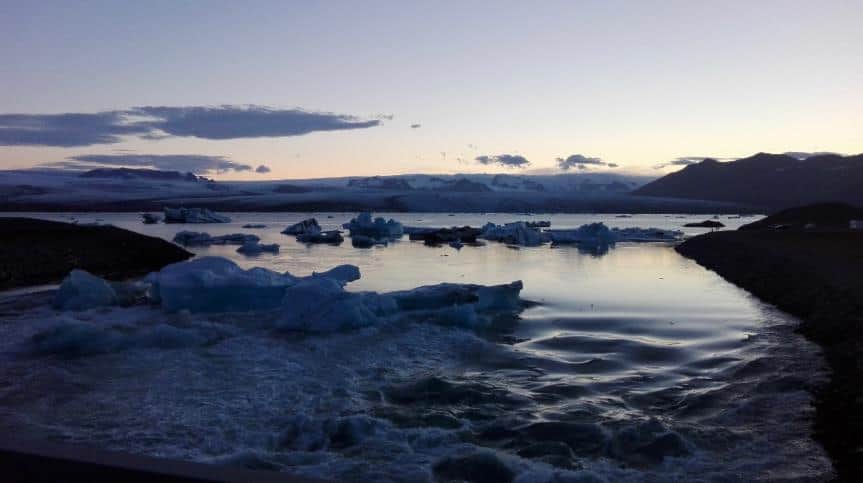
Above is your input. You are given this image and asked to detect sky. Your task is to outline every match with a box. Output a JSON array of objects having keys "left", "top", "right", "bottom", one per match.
[{"left": 0, "top": 0, "right": 861, "bottom": 179}]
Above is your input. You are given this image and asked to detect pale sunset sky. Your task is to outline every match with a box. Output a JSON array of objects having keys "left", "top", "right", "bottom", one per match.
[{"left": 1, "top": 0, "right": 861, "bottom": 179}]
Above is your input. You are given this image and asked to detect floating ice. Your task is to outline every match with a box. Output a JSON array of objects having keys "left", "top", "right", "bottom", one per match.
[
  {"left": 282, "top": 218, "right": 320, "bottom": 235},
  {"left": 343, "top": 212, "right": 403, "bottom": 239},
  {"left": 149, "top": 257, "right": 296, "bottom": 313},
  {"left": 54, "top": 269, "right": 118, "bottom": 310},
  {"left": 242, "top": 224, "right": 267, "bottom": 229},
  {"left": 351, "top": 234, "right": 386, "bottom": 248},
  {"left": 163, "top": 207, "right": 231, "bottom": 223},
  {"left": 236, "top": 241, "right": 280, "bottom": 255},
  {"left": 141, "top": 213, "right": 161, "bottom": 224},
  {"left": 547, "top": 224, "right": 683, "bottom": 244},
  {"left": 480, "top": 222, "right": 547, "bottom": 246},
  {"left": 52, "top": 257, "right": 524, "bottom": 333},
  {"left": 546, "top": 222, "right": 616, "bottom": 245},
  {"left": 172, "top": 231, "right": 260, "bottom": 246},
  {"left": 297, "top": 230, "right": 344, "bottom": 244}
]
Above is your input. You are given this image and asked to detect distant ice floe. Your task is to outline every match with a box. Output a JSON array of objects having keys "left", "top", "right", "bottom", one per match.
[
  {"left": 163, "top": 207, "right": 231, "bottom": 223},
  {"left": 236, "top": 241, "right": 279, "bottom": 255},
  {"left": 241, "top": 223, "right": 267, "bottom": 229},
  {"left": 49, "top": 257, "right": 525, "bottom": 337},
  {"left": 282, "top": 218, "right": 320, "bottom": 235},
  {"left": 173, "top": 231, "right": 259, "bottom": 247},
  {"left": 478, "top": 221, "right": 683, "bottom": 247},
  {"left": 343, "top": 212, "right": 404, "bottom": 240},
  {"left": 480, "top": 222, "right": 547, "bottom": 246}
]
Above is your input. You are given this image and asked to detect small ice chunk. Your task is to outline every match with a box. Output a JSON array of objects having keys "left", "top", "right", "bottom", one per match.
[
  {"left": 297, "top": 230, "right": 344, "bottom": 244},
  {"left": 236, "top": 241, "right": 280, "bottom": 255},
  {"left": 282, "top": 218, "right": 320, "bottom": 235},
  {"left": 141, "top": 213, "right": 161, "bottom": 224},
  {"left": 54, "top": 269, "right": 118, "bottom": 310},
  {"left": 242, "top": 224, "right": 267, "bottom": 229},
  {"left": 343, "top": 212, "right": 403, "bottom": 239},
  {"left": 547, "top": 222, "right": 616, "bottom": 245},
  {"left": 163, "top": 207, "right": 231, "bottom": 223},
  {"left": 480, "top": 222, "right": 546, "bottom": 246},
  {"left": 173, "top": 231, "right": 260, "bottom": 246},
  {"left": 449, "top": 240, "right": 464, "bottom": 250}
]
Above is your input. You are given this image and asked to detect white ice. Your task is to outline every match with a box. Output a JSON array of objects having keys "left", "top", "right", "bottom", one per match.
[
  {"left": 343, "top": 212, "right": 404, "bottom": 239},
  {"left": 163, "top": 207, "right": 231, "bottom": 223},
  {"left": 173, "top": 231, "right": 260, "bottom": 246},
  {"left": 480, "top": 222, "right": 547, "bottom": 246}
]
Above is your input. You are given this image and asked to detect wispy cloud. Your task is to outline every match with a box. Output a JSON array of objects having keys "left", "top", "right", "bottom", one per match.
[
  {"left": 653, "top": 156, "right": 709, "bottom": 170},
  {"left": 410, "top": 123, "right": 421, "bottom": 129},
  {"left": 255, "top": 165, "right": 271, "bottom": 173},
  {"left": 59, "top": 154, "right": 254, "bottom": 174},
  {"left": 0, "top": 105, "right": 385, "bottom": 147},
  {"left": 556, "top": 154, "right": 608, "bottom": 171},
  {"left": 475, "top": 154, "right": 530, "bottom": 168}
]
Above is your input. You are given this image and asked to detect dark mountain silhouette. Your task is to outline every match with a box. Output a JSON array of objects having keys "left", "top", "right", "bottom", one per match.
[
  {"left": 739, "top": 202, "right": 863, "bottom": 231},
  {"left": 634, "top": 152, "right": 863, "bottom": 209},
  {"left": 80, "top": 168, "right": 201, "bottom": 182}
]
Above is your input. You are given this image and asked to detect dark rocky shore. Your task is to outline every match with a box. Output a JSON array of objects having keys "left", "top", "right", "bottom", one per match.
[
  {"left": 677, "top": 222, "right": 863, "bottom": 480},
  {"left": 0, "top": 218, "right": 192, "bottom": 290}
]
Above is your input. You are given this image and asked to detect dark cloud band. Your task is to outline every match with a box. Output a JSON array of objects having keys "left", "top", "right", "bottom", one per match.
[
  {"left": 0, "top": 105, "right": 384, "bottom": 147},
  {"left": 63, "top": 154, "right": 254, "bottom": 174},
  {"left": 475, "top": 154, "right": 530, "bottom": 168}
]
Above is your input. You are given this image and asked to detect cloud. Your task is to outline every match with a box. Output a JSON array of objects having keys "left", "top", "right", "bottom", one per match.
[
  {"left": 0, "top": 111, "right": 152, "bottom": 147},
  {"left": 556, "top": 154, "right": 606, "bottom": 171},
  {"left": 410, "top": 124, "right": 421, "bottom": 129},
  {"left": 653, "top": 157, "right": 706, "bottom": 170},
  {"left": 475, "top": 154, "right": 530, "bottom": 168},
  {"left": 133, "top": 105, "right": 382, "bottom": 140},
  {"left": 61, "top": 154, "right": 253, "bottom": 174},
  {"left": 255, "top": 165, "right": 271, "bottom": 173},
  {"left": 607, "top": 163, "right": 619, "bottom": 168},
  {"left": 0, "top": 105, "right": 384, "bottom": 146}
]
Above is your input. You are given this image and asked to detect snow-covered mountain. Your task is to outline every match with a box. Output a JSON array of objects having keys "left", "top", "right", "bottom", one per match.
[{"left": 0, "top": 168, "right": 753, "bottom": 213}]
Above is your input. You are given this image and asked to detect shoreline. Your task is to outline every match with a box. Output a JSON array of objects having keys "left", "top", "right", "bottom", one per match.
[
  {"left": 676, "top": 230, "right": 863, "bottom": 480},
  {"left": 0, "top": 218, "right": 193, "bottom": 290}
]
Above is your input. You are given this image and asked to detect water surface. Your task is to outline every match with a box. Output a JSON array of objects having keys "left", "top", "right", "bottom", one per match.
[{"left": 0, "top": 212, "right": 832, "bottom": 481}]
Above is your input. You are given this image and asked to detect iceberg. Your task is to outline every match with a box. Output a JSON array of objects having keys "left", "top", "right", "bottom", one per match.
[
  {"left": 546, "top": 223, "right": 683, "bottom": 244},
  {"left": 163, "top": 207, "right": 231, "bottom": 223},
  {"left": 236, "top": 241, "right": 280, "bottom": 255},
  {"left": 546, "top": 222, "right": 616, "bottom": 245},
  {"left": 351, "top": 234, "right": 387, "bottom": 248},
  {"left": 480, "top": 222, "right": 547, "bottom": 246},
  {"left": 141, "top": 213, "right": 162, "bottom": 224},
  {"left": 54, "top": 269, "right": 118, "bottom": 310},
  {"left": 297, "top": 230, "right": 344, "bottom": 244},
  {"left": 149, "top": 257, "right": 296, "bottom": 313},
  {"left": 53, "top": 257, "right": 525, "bottom": 333},
  {"left": 242, "top": 223, "right": 267, "bottom": 229},
  {"left": 172, "top": 231, "right": 260, "bottom": 246},
  {"left": 343, "top": 212, "right": 403, "bottom": 239},
  {"left": 282, "top": 218, "right": 320, "bottom": 235}
]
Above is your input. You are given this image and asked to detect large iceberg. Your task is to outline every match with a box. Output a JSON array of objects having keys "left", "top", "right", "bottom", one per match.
[
  {"left": 343, "top": 213, "right": 404, "bottom": 239},
  {"left": 297, "top": 230, "right": 344, "bottom": 244},
  {"left": 173, "top": 231, "right": 260, "bottom": 246},
  {"left": 53, "top": 257, "right": 525, "bottom": 333},
  {"left": 163, "top": 207, "right": 231, "bottom": 224},
  {"left": 480, "top": 222, "right": 547, "bottom": 246}
]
